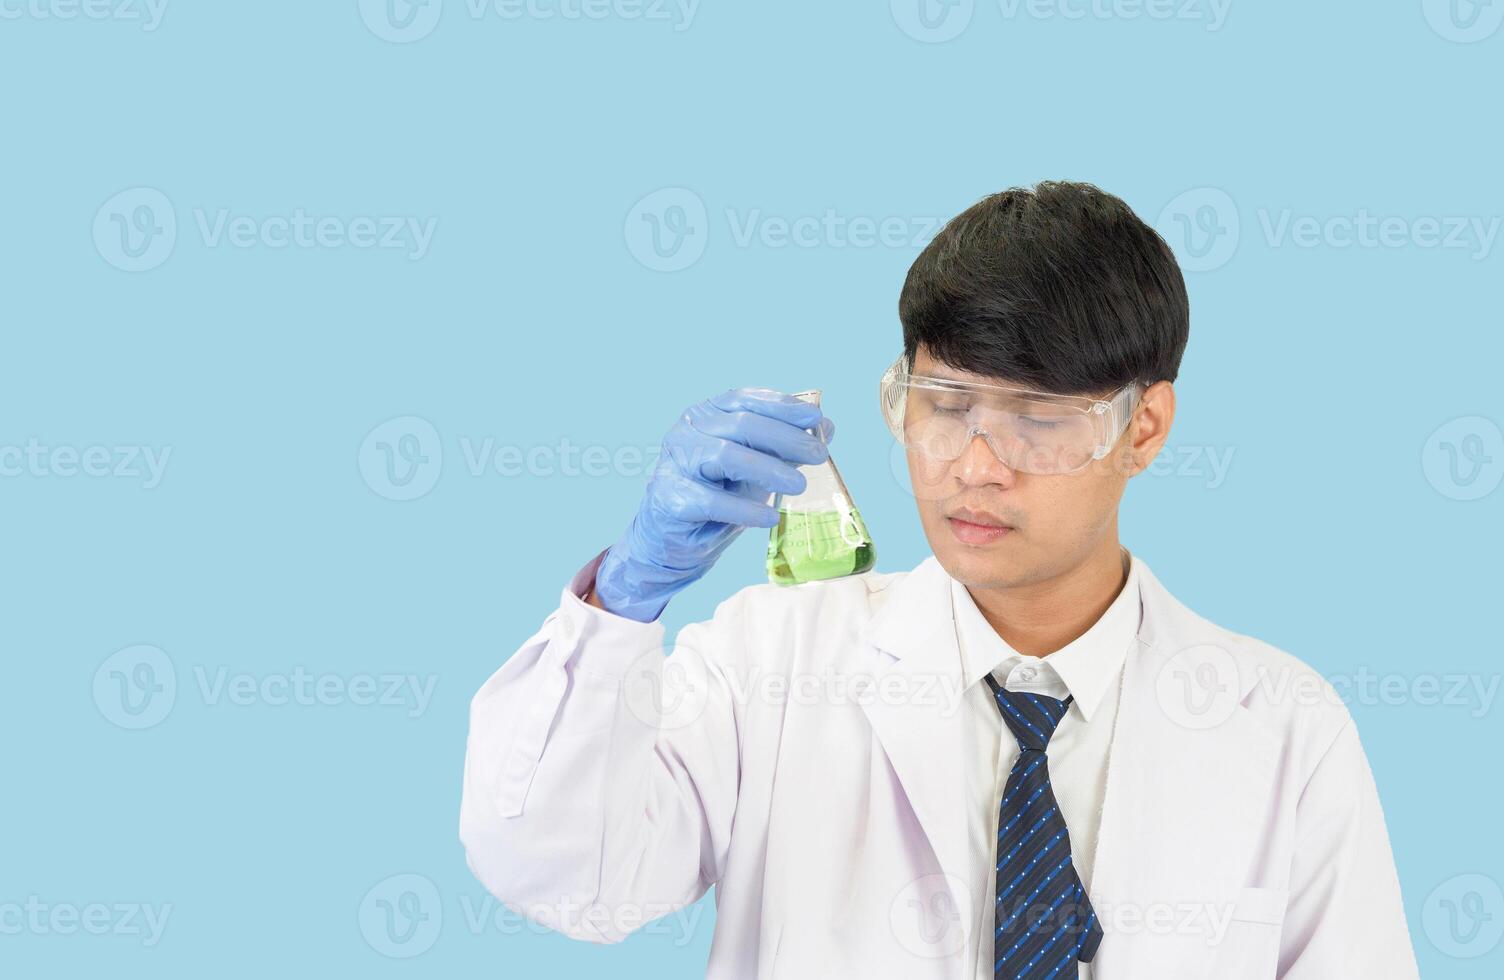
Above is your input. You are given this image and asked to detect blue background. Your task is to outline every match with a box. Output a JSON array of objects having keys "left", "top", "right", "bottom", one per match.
[{"left": 2, "top": 0, "right": 1501, "bottom": 976}]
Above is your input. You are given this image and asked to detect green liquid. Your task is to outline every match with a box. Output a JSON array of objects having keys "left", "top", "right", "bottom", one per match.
[{"left": 766, "top": 507, "right": 876, "bottom": 586}]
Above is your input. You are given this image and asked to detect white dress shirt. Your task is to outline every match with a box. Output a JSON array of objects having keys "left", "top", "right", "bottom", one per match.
[{"left": 955, "top": 549, "right": 1143, "bottom": 980}]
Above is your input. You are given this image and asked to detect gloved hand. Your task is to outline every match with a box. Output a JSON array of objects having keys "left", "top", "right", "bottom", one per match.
[{"left": 592, "top": 388, "right": 836, "bottom": 622}]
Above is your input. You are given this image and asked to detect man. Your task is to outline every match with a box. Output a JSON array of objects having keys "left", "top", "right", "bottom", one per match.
[{"left": 459, "top": 181, "right": 1419, "bottom": 978}]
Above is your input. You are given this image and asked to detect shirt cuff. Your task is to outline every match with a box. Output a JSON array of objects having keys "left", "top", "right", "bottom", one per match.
[
  {"left": 554, "top": 547, "right": 666, "bottom": 678},
  {"left": 567, "top": 546, "right": 612, "bottom": 602}
]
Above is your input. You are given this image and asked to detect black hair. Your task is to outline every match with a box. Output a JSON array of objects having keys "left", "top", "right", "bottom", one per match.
[{"left": 899, "top": 180, "right": 1189, "bottom": 395}]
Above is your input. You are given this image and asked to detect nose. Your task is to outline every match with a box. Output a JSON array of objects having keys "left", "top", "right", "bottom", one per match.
[{"left": 953, "top": 428, "right": 1016, "bottom": 486}]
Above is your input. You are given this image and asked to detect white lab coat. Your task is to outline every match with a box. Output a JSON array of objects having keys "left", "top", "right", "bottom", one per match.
[{"left": 460, "top": 548, "right": 1419, "bottom": 979}]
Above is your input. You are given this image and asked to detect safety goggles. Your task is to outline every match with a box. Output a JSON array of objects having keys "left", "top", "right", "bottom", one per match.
[{"left": 879, "top": 354, "right": 1141, "bottom": 475}]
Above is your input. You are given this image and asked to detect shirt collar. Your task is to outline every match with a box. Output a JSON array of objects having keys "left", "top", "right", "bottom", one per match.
[{"left": 950, "top": 550, "right": 1144, "bottom": 722}]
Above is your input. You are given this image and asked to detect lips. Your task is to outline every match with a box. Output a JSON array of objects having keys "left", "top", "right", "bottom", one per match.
[
  {"left": 947, "top": 507, "right": 1012, "bottom": 529},
  {"left": 946, "top": 508, "right": 1015, "bottom": 546}
]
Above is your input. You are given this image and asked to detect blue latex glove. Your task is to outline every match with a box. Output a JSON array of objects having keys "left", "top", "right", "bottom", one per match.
[{"left": 593, "top": 388, "right": 836, "bottom": 622}]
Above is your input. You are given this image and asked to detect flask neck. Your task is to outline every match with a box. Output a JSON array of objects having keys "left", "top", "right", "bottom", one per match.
[{"left": 791, "top": 389, "right": 822, "bottom": 409}]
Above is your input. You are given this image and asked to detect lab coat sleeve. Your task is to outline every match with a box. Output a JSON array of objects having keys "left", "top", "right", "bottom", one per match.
[
  {"left": 1276, "top": 714, "right": 1420, "bottom": 979},
  {"left": 459, "top": 546, "right": 744, "bottom": 944}
]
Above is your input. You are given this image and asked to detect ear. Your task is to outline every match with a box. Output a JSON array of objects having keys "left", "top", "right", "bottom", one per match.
[{"left": 1124, "top": 381, "right": 1175, "bottom": 478}]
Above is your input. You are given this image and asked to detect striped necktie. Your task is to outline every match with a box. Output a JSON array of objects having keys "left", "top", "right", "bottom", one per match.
[{"left": 986, "top": 673, "right": 1103, "bottom": 978}]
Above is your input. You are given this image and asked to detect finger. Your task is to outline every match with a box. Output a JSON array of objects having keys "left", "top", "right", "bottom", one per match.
[
  {"left": 702, "top": 444, "right": 808, "bottom": 496},
  {"left": 708, "top": 387, "right": 824, "bottom": 430},
  {"left": 690, "top": 406, "right": 830, "bottom": 466},
  {"left": 666, "top": 424, "right": 807, "bottom": 495},
  {"left": 656, "top": 471, "right": 781, "bottom": 528}
]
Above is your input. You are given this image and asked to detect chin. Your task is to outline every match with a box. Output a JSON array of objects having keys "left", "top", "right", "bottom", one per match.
[{"left": 934, "top": 546, "right": 1025, "bottom": 589}]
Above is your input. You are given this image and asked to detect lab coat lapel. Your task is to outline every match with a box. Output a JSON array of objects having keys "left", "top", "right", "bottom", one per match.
[
  {"left": 852, "top": 556, "right": 976, "bottom": 948},
  {"left": 1087, "top": 560, "right": 1284, "bottom": 977}
]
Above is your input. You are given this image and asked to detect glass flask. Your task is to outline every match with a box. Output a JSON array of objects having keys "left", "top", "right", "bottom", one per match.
[{"left": 765, "top": 390, "right": 877, "bottom": 586}]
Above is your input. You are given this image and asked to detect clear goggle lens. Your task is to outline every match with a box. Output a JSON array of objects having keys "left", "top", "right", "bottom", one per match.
[{"left": 880, "top": 356, "right": 1138, "bottom": 476}]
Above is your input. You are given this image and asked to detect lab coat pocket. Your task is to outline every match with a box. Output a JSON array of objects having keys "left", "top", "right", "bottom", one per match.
[
  {"left": 1232, "top": 885, "right": 1288, "bottom": 926},
  {"left": 1210, "top": 885, "right": 1288, "bottom": 978}
]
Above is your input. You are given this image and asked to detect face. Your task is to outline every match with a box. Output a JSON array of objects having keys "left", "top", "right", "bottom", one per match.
[{"left": 904, "top": 345, "right": 1175, "bottom": 589}]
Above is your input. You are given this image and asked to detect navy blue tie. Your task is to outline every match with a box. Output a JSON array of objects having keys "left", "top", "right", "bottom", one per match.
[{"left": 986, "top": 673, "right": 1103, "bottom": 978}]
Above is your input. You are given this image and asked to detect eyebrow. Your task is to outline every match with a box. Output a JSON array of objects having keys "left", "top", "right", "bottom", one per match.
[
  {"left": 912, "top": 369, "right": 1107, "bottom": 402},
  {"left": 915, "top": 365, "right": 1017, "bottom": 387},
  {"left": 913, "top": 360, "right": 986, "bottom": 382}
]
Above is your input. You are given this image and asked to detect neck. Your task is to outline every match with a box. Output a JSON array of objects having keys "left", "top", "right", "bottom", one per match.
[{"left": 965, "top": 536, "right": 1129, "bottom": 658}]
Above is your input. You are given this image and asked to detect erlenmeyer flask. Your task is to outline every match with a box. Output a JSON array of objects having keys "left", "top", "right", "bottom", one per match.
[{"left": 766, "top": 390, "right": 876, "bottom": 586}]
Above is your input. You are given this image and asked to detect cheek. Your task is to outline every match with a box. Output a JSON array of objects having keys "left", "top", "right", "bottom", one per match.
[
  {"left": 1095, "top": 440, "right": 1140, "bottom": 484},
  {"left": 913, "top": 496, "right": 947, "bottom": 534},
  {"left": 1027, "top": 475, "right": 1117, "bottom": 537},
  {"left": 906, "top": 449, "right": 955, "bottom": 501}
]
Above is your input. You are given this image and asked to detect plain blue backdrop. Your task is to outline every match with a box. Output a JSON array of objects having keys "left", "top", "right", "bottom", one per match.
[{"left": 2, "top": 1, "right": 1501, "bottom": 976}]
